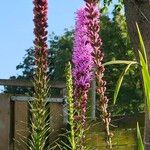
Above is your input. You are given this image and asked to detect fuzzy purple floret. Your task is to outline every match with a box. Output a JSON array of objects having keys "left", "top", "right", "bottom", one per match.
[{"left": 72, "top": 8, "right": 93, "bottom": 92}]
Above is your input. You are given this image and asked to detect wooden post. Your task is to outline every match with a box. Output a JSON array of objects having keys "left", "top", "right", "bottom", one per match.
[
  {"left": 14, "top": 101, "right": 28, "bottom": 150},
  {"left": 0, "top": 94, "right": 11, "bottom": 150}
]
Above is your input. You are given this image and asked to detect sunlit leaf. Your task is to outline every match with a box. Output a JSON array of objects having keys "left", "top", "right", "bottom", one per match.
[
  {"left": 103, "top": 60, "right": 137, "bottom": 66},
  {"left": 137, "top": 23, "right": 150, "bottom": 117},
  {"left": 137, "top": 122, "right": 144, "bottom": 150},
  {"left": 113, "top": 62, "right": 135, "bottom": 104},
  {"left": 139, "top": 50, "right": 150, "bottom": 116},
  {"left": 136, "top": 23, "right": 148, "bottom": 65}
]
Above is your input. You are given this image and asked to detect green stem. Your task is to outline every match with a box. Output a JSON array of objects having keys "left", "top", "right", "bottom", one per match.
[{"left": 66, "top": 62, "right": 76, "bottom": 150}]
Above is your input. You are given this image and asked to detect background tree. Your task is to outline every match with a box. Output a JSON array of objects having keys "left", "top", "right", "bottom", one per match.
[
  {"left": 124, "top": 0, "right": 150, "bottom": 150},
  {"left": 102, "top": 0, "right": 150, "bottom": 148},
  {"left": 101, "top": 11, "right": 143, "bottom": 115},
  {"left": 123, "top": 2, "right": 150, "bottom": 148}
]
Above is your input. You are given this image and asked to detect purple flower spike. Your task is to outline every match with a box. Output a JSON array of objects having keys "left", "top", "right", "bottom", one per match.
[
  {"left": 72, "top": 9, "right": 93, "bottom": 146},
  {"left": 72, "top": 8, "right": 93, "bottom": 95}
]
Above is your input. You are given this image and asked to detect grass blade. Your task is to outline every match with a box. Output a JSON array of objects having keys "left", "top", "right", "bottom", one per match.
[
  {"left": 137, "top": 122, "right": 144, "bottom": 150},
  {"left": 103, "top": 60, "right": 137, "bottom": 66},
  {"left": 113, "top": 62, "right": 135, "bottom": 104},
  {"left": 136, "top": 23, "right": 150, "bottom": 116},
  {"left": 139, "top": 50, "right": 150, "bottom": 116},
  {"left": 136, "top": 23, "right": 148, "bottom": 65}
]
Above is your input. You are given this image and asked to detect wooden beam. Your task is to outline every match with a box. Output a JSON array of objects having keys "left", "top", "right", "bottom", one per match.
[
  {"left": 0, "top": 79, "right": 65, "bottom": 88},
  {"left": 11, "top": 96, "right": 65, "bottom": 103}
]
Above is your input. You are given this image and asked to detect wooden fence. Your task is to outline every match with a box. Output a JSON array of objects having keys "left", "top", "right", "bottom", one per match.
[{"left": 0, "top": 79, "right": 66, "bottom": 150}]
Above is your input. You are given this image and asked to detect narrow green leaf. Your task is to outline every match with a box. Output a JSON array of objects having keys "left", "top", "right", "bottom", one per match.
[
  {"left": 113, "top": 63, "right": 135, "bottom": 104},
  {"left": 136, "top": 23, "right": 148, "bottom": 65},
  {"left": 136, "top": 23, "right": 150, "bottom": 118},
  {"left": 139, "top": 50, "right": 150, "bottom": 116},
  {"left": 103, "top": 60, "right": 137, "bottom": 66},
  {"left": 137, "top": 122, "right": 144, "bottom": 150}
]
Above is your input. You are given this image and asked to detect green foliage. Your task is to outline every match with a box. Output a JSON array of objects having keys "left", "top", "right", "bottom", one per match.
[
  {"left": 101, "top": 14, "right": 143, "bottom": 115},
  {"left": 101, "top": 0, "right": 112, "bottom": 14},
  {"left": 101, "top": 0, "right": 123, "bottom": 14},
  {"left": 108, "top": 23, "right": 150, "bottom": 118},
  {"left": 48, "top": 30, "right": 73, "bottom": 81}
]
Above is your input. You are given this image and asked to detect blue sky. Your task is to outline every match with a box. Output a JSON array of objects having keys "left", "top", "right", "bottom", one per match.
[{"left": 0, "top": 0, "right": 85, "bottom": 79}]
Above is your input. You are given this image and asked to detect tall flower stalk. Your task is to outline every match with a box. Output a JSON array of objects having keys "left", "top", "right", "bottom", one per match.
[
  {"left": 84, "top": 0, "right": 113, "bottom": 149},
  {"left": 29, "top": 0, "right": 49, "bottom": 149},
  {"left": 72, "top": 8, "right": 93, "bottom": 148},
  {"left": 65, "top": 62, "right": 76, "bottom": 150}
]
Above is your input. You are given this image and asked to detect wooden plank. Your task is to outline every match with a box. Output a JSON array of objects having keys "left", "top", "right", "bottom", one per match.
[
  {"left": 11, "top": 96, "right": 65, "bottom": 103},
  {"left": 14, "top": 101, "right": 28, "bottom": 150},
  {"left": 49, "top": 103, "right": 64, "bottom": 142},
  {"left": 10, "top": 100, "right": 15, "bottom": 150},
  {"left": 0, "top": 79, "right": 66, "bottom": 88},
  {"left": 0, "top": 94, "right": 11, "bottom": 150}
]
